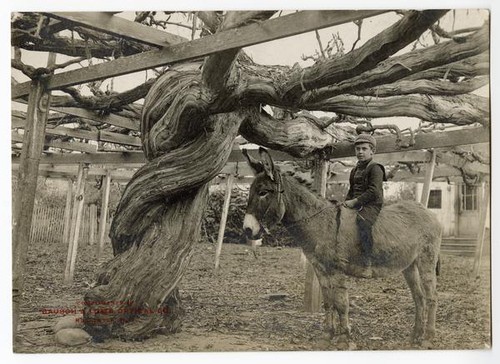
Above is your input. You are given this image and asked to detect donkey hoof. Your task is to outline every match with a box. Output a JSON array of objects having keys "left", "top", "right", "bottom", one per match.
[
  {"left": 347, "top": 342, "right": 357, "bottom": 350},
  {"left": 421, "top": 340, "right": 433, "bottom": 349},
  {"left": 320, "top": 331, "right": 334, "bottom": 341},
  {"left": 424, "top": 330, "right": 435, "bottom": 341},
  {"left": 335, "top": 337, "right": 355, "bottom": 350}
]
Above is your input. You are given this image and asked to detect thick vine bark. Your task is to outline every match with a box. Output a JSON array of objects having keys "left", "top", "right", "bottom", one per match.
[
  {"left": 85, "top": 186, "right": 208, "bottom": 340},
  {"left": 309, "top": 94, "right": 489, "bottom": 126},
  {"left": 82, "top": 11, "right": 275, "bottom": 340},
  {"left": 299, "top": 22, "right": 489, "bottom": 104}
]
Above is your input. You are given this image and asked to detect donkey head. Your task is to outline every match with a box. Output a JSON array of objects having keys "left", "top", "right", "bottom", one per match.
[{"left": 242, "top": 147, "right": 286, "bottom": 240}]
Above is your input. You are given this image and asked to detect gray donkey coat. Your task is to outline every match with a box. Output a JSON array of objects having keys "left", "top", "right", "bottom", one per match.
[{"left": 243, "top": 148, "right": 442, "bottom": 346}]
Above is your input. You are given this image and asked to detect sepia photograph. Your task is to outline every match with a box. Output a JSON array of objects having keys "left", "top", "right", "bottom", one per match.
[{"left": 4, "top": 0, "right": 496, "bottom": 362}]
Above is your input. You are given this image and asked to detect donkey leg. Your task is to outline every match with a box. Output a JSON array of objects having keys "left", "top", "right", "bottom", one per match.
[
  {"left": 330, "top": 275, "right": 351, "bottom": 341},
  {"left": 402, "top": 261, "right": 426, "bottom": 343},
  {"left": 417, "top": 253, "right": 439, "bottom": 341},
  {"left": 316, "top": 275, "right": 336, "bottom": 338}
]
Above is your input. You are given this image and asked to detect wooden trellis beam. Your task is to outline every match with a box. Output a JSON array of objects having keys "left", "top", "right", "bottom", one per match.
[
  {"left": 10, "top": 156, "right": 487, "bottom": 184},
  {"left": 11, "top": 132, "right": 98, "bottom": 153},
  {"left": 50, "top": 107, "right": 140, "bottom": 131},
  {"left": 326, "top": 127, "right": 490, "bottom": 159},
  {"left": 13, "top": 104, "right": 140, "bottom": 131},
  {"left": 45, "top": 12, "right": 188, "bottom": 47},
  {"left": 12, "top": 10, "right": 389, "bottom": 99},
  {"left": 13, "top": 150, "right": 147, "bottom": 165},
  {"left": 12, "top": 124, "right": 142, "bottom": 147},
  {"left": 330, "top": 164, "right": 487, "bottom": 184},
  {"left": 12, "top": 126, "right": 490, "bottom": 170}
]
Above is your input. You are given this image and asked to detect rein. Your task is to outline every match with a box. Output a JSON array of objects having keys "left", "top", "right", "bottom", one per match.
[
  {"left": 277, "top": 179, "right": 362, "bottom": 238},
  {"left": 258, "top": 173, "right": 360, "bottom": 238},
  {"left": 280, "top": 203, "right": 350, "bottom": 245},
  {"left": 283, "top": 204, "right": 339, "bottom": 229}
]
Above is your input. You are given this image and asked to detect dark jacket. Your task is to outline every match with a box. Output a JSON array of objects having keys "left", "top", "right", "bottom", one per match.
[{"left": 346, "top": 159, "right": 387, "bottom": 208}]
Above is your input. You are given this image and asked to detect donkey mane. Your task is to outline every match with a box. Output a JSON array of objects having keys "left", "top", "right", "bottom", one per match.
[{"left": 279, "top": 173, "right": 441, "bottom": 272}]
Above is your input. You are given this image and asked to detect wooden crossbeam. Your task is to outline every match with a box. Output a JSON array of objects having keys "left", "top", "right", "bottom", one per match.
[
  {"left": 44, "top": 125, "right": 97, "bottom": 140},
  {"left": 13, "top": 150, "right": 147, "bottom": 165},
  {"left": 99, "top": 130, "right": 141, "bottom": 147},
  {"left": 329, "top": 164, "right": 476, "bottom": 183},
  {"left": 45, "top": 12, "right": 188, "bottom": 47},
  {"left": 13, "top": 104, "right": 140, "bottom": 131},
  {"left": 10, "top": 157, "right": 484, "bottom": 184},
  {"left": 437, "top": 152, "right": 490, "bottom": 174},
  {"left": 333, "top": 150, "right": 432, "bottom": 163},
  {"left": 13, "top": 122, "right": 142, "bottom": 147},
  {"left": 12, "top": 132, "right": 98, "bottom": 153},
  {"left": 12, "top": 10, "right": 388, "bottom": 98},
  {"left": 327, "top": 127, "right": 490, "bottom": 159},
  {"left": 333, "top": 149, "right": 489, "bottom": 175},
  {"left": 50, "top": 107, "right": 140, "bottom": 131},
  {"left": 11, "top": 149, "right": 298, "bottom": 165},
  {"left": 11, "top": 126, "right": 490, "bottom": 180},
  {"left": 12, "top": 164, "right": 137, "bottom": 180}
]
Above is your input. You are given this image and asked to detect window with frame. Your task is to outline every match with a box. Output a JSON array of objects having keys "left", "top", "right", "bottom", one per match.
[
  {"left": 460, "top": 184, "right": 478, "bottom": 211},
  {"left": 427, "top": 189, "right": 442, "bottom": 209}
]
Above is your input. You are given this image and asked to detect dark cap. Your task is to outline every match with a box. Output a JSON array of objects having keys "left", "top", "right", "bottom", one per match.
[{"left": 354, "top": 133, "right": 376, "bottom": 148}]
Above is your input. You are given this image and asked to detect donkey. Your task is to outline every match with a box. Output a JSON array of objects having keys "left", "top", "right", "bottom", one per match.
[{"left": 242, "top": 148, "right": 442, "bottom": 345}]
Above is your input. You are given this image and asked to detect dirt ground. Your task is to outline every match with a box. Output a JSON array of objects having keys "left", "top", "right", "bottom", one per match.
[{"left": 15, "top": 237, "right": 491, "bottom": 353}]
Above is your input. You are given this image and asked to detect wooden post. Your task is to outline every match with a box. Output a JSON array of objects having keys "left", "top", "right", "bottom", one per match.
[
  {"left": 64, "top": 163, "right": 84, "bottom": 282},
  {"left": 215, "top": 174, "right": 234, "bottom": 270},
  {"left": 61, "top": 178, "right": 73, "bottom": 245},
  {"left": 303, "top": 159, "right": 328, "bottom": 312},
  {"left": 89, "top": 204, "right": 97, "bottom": 246},
  {"left": 12, "top": 57, "right": 55, "bottom": 340},
  {"left": 64, "top": 165, "right": 89, "bottom": 284},
  {"left": 420, "top": 149, "right": 437, "bottom": 206},
  {"left": 97, "top": 171, "right": 111, "bottom": 258},
  {"left": 473, "top": 182, "right": 490, "bottom": 277}
]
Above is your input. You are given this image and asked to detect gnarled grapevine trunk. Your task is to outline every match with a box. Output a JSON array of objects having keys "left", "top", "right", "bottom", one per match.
[
  {"left": 84, "top": 185, "right": 208, "bottom": 340},
  {"left": 81, "top": 12, "right": 277, "bottom": 340},
  {"left": 83, "top": 68, "right": 247, "bottom": 340}
]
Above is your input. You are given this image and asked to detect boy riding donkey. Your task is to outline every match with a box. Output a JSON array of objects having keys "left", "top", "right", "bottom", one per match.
[{"left": 343, "top": 133, "right": 387, "bottom": 278}]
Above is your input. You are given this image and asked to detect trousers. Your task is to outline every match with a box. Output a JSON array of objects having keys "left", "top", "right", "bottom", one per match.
[{"left": 355, "top": 204, "right": 381, "bottom": 263}]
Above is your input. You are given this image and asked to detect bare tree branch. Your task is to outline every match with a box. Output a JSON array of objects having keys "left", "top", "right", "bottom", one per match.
[
  {"left": 402, "top": 52, "right": 489, "bottom": 81},
  {"left": 308, "top": 93, "right": 489, "bottom": 126},
  {"left": 59, "top": 78, "right": 156, "bottom": 111},
  {"left": 301, "top": 23, "right": 488, "bottom": 104},
  {"left": 351, "top": 77, "right": 489, "bottom": 97},
  {"left": 281, "top": 10, "right": 449, "bottom": 102}
]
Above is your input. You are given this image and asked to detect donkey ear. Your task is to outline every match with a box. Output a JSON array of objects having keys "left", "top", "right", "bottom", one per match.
[
  {"left": 258, "top": 147, "right": 275, "bottom": 181},
  {"left": 242, "top": 149, "right": 264, "bottom": 175}
]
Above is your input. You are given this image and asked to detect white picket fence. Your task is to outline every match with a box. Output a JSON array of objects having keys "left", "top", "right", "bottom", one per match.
[{"left": 29, "top": 203, "right": 100, "bottom": 245}]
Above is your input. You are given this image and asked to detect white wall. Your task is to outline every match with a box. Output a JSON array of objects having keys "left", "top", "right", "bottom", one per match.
[{"left": 414, "top": 182, "right": 457, "bottom": 237}]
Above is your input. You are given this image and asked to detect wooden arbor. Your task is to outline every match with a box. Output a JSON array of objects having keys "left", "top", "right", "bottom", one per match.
[{"left": 11, "top": 10, "right": 490, "bottom": 340}]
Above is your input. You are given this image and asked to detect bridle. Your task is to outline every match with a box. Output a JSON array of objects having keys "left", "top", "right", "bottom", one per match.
[
  {"left": 256, "top": 173, "right": 360, "bottom": 242},
  {"left": 259, "top": 172, "right": 339, "bottom": 229},
  {"left": 259, "top": 171, "right": 285, "bottom": 228}
]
